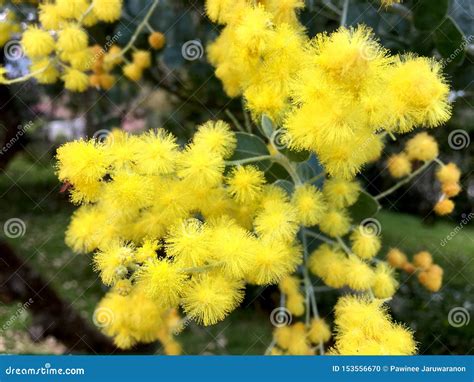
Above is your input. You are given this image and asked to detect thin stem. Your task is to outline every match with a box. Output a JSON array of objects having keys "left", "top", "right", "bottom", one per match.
[
  {"left": 242, "top": 99, "right": 252, "bottom": 133},
  {"left": 374, "top": 159, "right": 434, "bottom": 201},
  {"left": 179, "top": 262, "right": 223, "bottom": 274},
  {"left": 273, "top": 154, "right": 302, "bottom": 186},
  {"left": 340, "top": 0, "right": 349, "bottom": 27},
  {"left": 225, "top": 109, "right": 245, "bottom": 132},
  {"left": 433, "top": 157, "right": 445, "bottom": 167},
  {"left": 306, "top": 172, "right": 325, "bottom": 184},
  {"left": 110, "top": 0, "right": 160, "bottom": 59},
  {"left": 321, "top": 0, "right": 342, "bottom": 16},
  {"left": 301, "top": 230, "right": 324, "bottom": 355},
  {"left": 336, "top": 236, "right": 352, "bottom": 256},
  {"left": 304, "top": 229, "right": 336, "bottom": 245},
  {"left": 226, "top": 155, "right": 273, "bottom": 166},
  {"left": 1, "top": 65, "right": 49, "bottom": 85},
  {"left": 78, "top": 4, "right": 94, "bottom": 24}
]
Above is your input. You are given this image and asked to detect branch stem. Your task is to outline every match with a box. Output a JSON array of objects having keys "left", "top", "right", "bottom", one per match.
[{"left": 374, "top": 159, "right": 434, "bottom": 201}]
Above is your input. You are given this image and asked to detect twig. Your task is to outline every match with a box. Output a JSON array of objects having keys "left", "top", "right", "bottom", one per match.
[{"left": 374, "top": 159, "right": 434, "bottom": 201}]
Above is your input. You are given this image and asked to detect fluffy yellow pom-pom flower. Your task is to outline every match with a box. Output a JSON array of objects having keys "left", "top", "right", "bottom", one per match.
[
  {"left": 247, "top": 239, "right": 301, "bottom": 285},
  {"left": 61, "top": 68, "right": 89, "bottom": 92},
  {"left": 182, "top": 273, "right": 244, "bottom": 326},
  {"left": 30, "top": 58, "right": 59, "bottom": 84},
  {"left": 93, "top": 242, "right": 135, "bottom": 286},
  {"left": 291, "top": 184, "right": 327, "bottom": 226},
  {"left": 123, "top": 63, "right": 143, "bottom": 81},
  {"left": 149, "top": 31, "right": 166, "bottom": 50},
  {"left": 319, "top": 209, "right": 351, "bottom": 237},
  {"left": 165, "top": 218, "right": 210, "bottom": 269},
  {"left": 413, "top": 251, "right": 433, "bottom": 270},
  {"left": 372, "top": 263, "right": 398, "bottom": 299},
  {"left": 56, "top": 0, "right": 89, "bottom": 19},
  {"left": 137, "top": 258, "right": 188, "bottom": 307},
  {"left": 323, "top": 178, "right": 360, "bottom": 208},
  {"left": 308, "top": 318, "right": 331, "bottom": 344},
  {"left": 193, "top": 120, "right": 236, "bottom": 158},
  {"left": 39, "top": 3, "right": 62, "bottom": 30},
  {"left": 21, "top": 27, "right": 55, "bottom": 58},
  {"left": 57, "top": 24, "right": 88, "bottom": 53},
  {"left": 387, "top": 153, "right": 412, "bottom": 178},
  {"left": 177, "top": 144, "right": 225, "bottom": 189},
  {"left": 386, "top": 248, "right": 408, "bottom": 269},
  {"left": 308, "top": 244, "right": 348, "bottom": 288},
  {"left": 333, "top": 295, "right": 416, "bottom": 355},
  {"left": 345, "top": 256, "right": 375, "bottom": 291},
  {"left": 350, "top": 226, "right": 381, "bottom": 260},
  {"left": 65, "top": 205, "right": 105, "bottom": 254},
  {"left": 93, "top": 0, "right": 123, "bottom": 22},
  {"left": 134, "top": 129, "right": 179, "bottom": 175},
  {"left": 436, "top": 162, "right": 461, "bottom": 184},
  {"left": 208, "top": 218, "right": 257, "bottom": 278},
  {"left": 56, "top": 139, "right": 107, "bottom": 184},
  {"left": 434, "top": 199, "right": 454, "bottom": 215},
  {"left": 254, "top": 196, "right": 299, "bottom": 242},
  {"left": 133, "top": 50, "right": 152, "bottom": 69},
  {"left": 227, "top": 165, "right": 265, "bottom": 203},
  {"left": 405, "top": 132, "right": 439, "bottom": 162}
]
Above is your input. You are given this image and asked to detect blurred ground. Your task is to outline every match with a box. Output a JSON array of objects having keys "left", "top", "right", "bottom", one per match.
[{"left": 0, "top": 154, "right": 472, "bottom": 355}]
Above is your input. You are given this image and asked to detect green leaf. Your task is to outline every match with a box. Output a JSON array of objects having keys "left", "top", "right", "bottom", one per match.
[
  {"left": 265, "top": 163, "right": 291, "bottom": 183},
  {"left": 348, "top": 191, "right": 381, "bottom": 224},
  {"left": 273, "top": 180, "right": 295, "bottom": 196},
  {"left": 414, "top": 0, "right": 449, "bottom": 31},
  {"left": 260, "top": 115, "right": 274, "bottom": 139},
  {"left": 229, "top": 132, "right": 272, "bottom": 171},
  {"left": 434, "top": 16, "right": 466, "bottom": 66},
  {"left": 296, "top": 155, "right": 324, "bottom": 186}
]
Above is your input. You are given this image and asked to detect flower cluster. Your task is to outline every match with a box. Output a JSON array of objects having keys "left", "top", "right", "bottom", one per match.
[
  {"left": 272, "top": 319, "right": 331, "bottom": 355},
  {"left": 0, "top": 0, "right": 166, "bottom": 90},
  {"left": 387, "top": 133, "right": 462, "bottom": 215},
  {"left": 95, "top": 285, "right": 181, "bottom": 353},
  {"left": 330, "top": 295, "right": 416, "bottom": 355},
  {"left": 387, "top": 248, "right": 443, "bottom": 292},
  {"left": 56, "top": 121, "right": 314, "bottom": 347},
  {"left": 207, "top": 0, "right": 451, "bottom": 179},
  {"left": 50, "top": 0, "right": 457, "bottom": 355}
]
